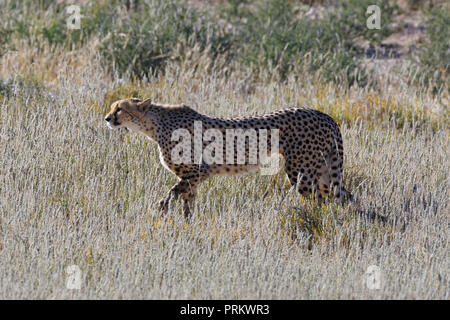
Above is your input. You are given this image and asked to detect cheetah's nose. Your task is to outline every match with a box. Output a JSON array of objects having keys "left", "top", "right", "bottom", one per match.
[{"left": 105, "top": 116, "right": 111, "bottom": 122}]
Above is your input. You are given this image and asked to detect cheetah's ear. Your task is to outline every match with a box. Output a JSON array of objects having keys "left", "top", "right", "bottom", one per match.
[{"left": 137, "top": 98, "right": 152, "bottom": 109}]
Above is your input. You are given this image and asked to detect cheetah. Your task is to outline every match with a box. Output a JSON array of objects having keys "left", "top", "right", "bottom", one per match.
[{"left": 105, "top": 98, "right": 351, "bottom": 216}]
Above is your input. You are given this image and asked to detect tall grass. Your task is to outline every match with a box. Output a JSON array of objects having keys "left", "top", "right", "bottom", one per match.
[{"left": 0, "top": 0, "right": 448, "bottom": 299}]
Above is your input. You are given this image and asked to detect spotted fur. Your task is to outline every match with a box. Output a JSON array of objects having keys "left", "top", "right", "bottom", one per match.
[{"left": 105, "top": 98, "right": 351, "bottom": 216}]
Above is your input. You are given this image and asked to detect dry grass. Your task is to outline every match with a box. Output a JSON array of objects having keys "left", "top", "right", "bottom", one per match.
[{"left": 0, "top": 2, "right": 448, "bottom": 299}]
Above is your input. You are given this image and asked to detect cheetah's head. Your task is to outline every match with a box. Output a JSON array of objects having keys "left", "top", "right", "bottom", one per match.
[{"left": 104, "top": 98, "right": 152, "bottom": 131}]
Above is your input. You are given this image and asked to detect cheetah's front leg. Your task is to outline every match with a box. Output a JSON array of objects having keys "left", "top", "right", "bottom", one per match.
[{"left": 158, "top": 179, "right": 198, "bottom": 217}]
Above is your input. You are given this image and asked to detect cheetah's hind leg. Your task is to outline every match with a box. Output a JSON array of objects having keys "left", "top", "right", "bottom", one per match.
[{"left": 317, "top": 161, "right": 352, "bottom": 204}]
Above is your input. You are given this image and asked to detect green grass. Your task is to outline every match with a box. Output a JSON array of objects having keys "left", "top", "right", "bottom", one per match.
[
  {"left": 409, "top": 7, "right": 450, "bottom": 93},
  {"left": 1, "top": 0, "right": 447, "bottom": 91}
]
